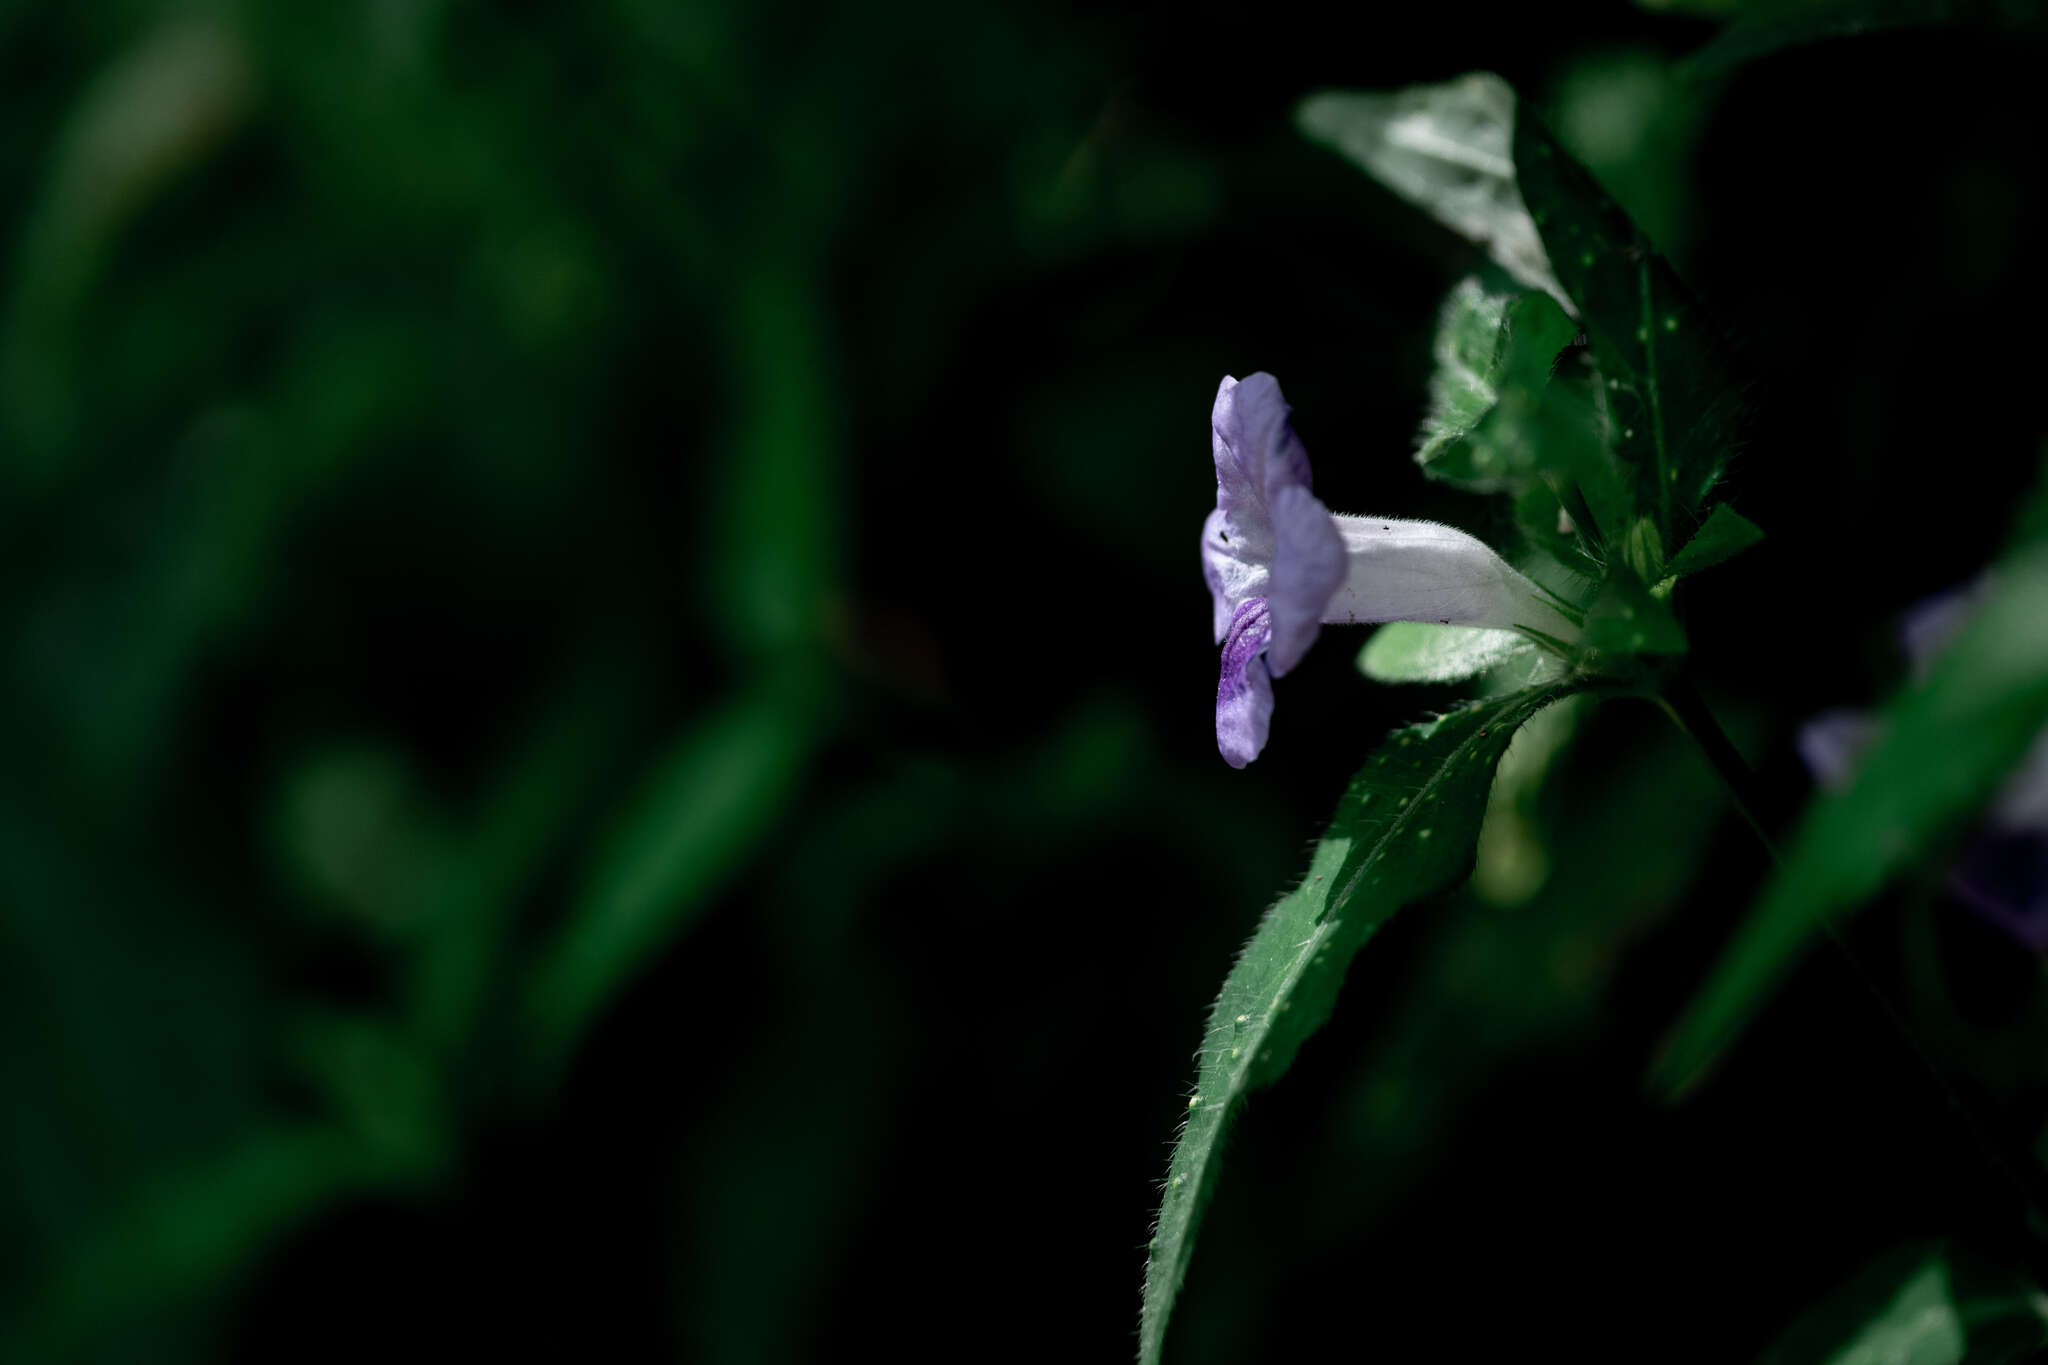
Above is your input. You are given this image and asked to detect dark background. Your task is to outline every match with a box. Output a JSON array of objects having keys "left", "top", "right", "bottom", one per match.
[{"left": 3, "top": 2, "right": 2046, "bottom": 1361}]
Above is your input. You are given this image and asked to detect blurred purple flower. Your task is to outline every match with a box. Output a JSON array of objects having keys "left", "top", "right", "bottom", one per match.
[
  {"left": 1202, "top": 373, "right": 1574, "bottom": 767},
  {"left": 1797, "top": 580, "right": 2048, "bottom": 951}
]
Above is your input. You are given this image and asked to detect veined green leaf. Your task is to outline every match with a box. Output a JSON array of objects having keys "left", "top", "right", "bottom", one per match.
[
  {"left": 1140, "top": 682, "right": 1579, "bottom": 1365},
  {"left": 1417, "top": 279, "right": 1580, "bottom": 484},
  {"left": 1297, "top": 75, "right": 1567, "bottom": 309},
  {"left": 1358, "top": 621, "right": 1538, "bottom": 684},
  {"left": 1512, "top": 110, "right": 1746, "bottom": 545},
  {"left": 1667, "top": 503, "right": 1764, "bottom": 578},
  {"left": 1653, "top": 525, "right": 2048, "bottom": 1096},
  {"left": 1415, "top": 276, "right": 1627, "bottom": 573}
]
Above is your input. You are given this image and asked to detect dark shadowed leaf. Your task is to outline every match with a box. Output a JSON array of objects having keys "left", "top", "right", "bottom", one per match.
[
  {"left": 1654, "top": 500, "right": 2048, "bottom": 1096},
  {"left": 1580, "top": 572, "right": 1686, "bottom": 657},
  {"left": 528, "top": 677, "right": 820, "bottom": 1065},
  {"left": 1667, "top": 504, "right": 1764, "bottom": 578},
  {"left": 1512, "top": 110, "right": 1746, "bottom": 546},
  {"left": 1685, "top": 1, "right": 2048, "bottom": 81},
  {"left": 1756, "top": 1243, "right": 2048, "bottom": 1365}
]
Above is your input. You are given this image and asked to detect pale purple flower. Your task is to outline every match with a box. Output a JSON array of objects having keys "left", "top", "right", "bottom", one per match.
[{"left": 1203, "top": 372, "right": 1574, "bottom": 767}]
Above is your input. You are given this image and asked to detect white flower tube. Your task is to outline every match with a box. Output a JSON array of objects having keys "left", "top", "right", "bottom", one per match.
[{"left": 1324, "top": 515, "right": 1576, "bottom": 639}]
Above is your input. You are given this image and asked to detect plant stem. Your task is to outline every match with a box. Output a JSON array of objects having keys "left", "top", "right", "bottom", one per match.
[
  {"left": 1652, "top": 675, "right": 1777, "bottom": 859},
  {"left": 1652, "top": 676, "right": 2048, "bottom": 1227}
]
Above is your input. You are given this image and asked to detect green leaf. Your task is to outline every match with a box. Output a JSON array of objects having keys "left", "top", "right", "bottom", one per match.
[
  {"left": 1140, "top": 682, "right": 1580, "bottom": 1365},
  {"left": 1416, "top": 276, "right": 1514, "bottom": 471},
  {"left": 1512, "top": 109, "right": 1746, "bottom": 544},
  {"left": 288, "top": 1011, "right": 448, "bottom": 1181},
  {"left": 1297, "top": 75, "right": 1566, "bottom": 309},
  {"left": 1580, "top": 572, "right": 1687, "bottom": 657},
  {"left": 1757, "top": 1244, "right": 2048, "bottom": 1365},
  {"left": 1773, "top": 1254, "right": 1963, "bottom": 1365},
  {"left": 528, "top": 675, "right": 820, "bottom": 1067},
  {"left": 1416, "top": 276, "right": 1627, "bottom": 566},
  {"left": 1417, "top": 279, "right": 1580, "bottom": 488},
  {"left": 4, "top": 1126, "right": 368, "bottom": 1362},
  {"left": 1622, "top": 515, "right": 1668, "bottom": 582},
  {"left": 1653, "top": 530, "right": 2048, "bottom": 1096},
  {"left": 1667, "top": 503, "right": 1764, "bottom": 578},
  {"left": 1358, "top": 621, "right": 1538, "bottom": 684},
  {"left": 1685, "top": 2, "right": 2048, "bottom": 82},
  {"left": 719, "top": 263, "right": 841, "bottom": 657}
]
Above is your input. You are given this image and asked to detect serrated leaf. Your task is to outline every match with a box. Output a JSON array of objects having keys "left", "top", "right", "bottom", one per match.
[
  {"left": 1140, "top": 682, "right": 1579, "bottom": 1365},
  {"left": 1297, "top": 75, "right": 1567, "bottom": 309},
  {"left": 1653, "top": 525, "right": 2048, "bottom": 1097},
  {"left": 1358, "top": 621, "right": 1537, "bottom": 684},
  {"left": 1512, "top": 110, "right": 1746, "bottom": 544},
  {"left": 1667, "top": 503, "right": 1764, "bottom": 577}
]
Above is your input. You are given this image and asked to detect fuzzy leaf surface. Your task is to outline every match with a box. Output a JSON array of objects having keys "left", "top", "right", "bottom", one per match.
[
  {"left": 1358, "top": 621, "right": 1538, "bottom": 684},
  {"left": 1140, "top": 682, "right": 1579, "bottom": 1365}
]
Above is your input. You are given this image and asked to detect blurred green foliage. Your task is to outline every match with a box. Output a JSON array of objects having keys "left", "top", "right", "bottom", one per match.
[{"left": 2, "top": 2, "right": 2048, "bottom": 1363}]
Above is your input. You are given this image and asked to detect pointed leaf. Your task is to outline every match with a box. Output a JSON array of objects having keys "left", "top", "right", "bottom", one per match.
[
  {"left": 1140, "top": 682, "right": 1580, "bottom": 1365},
  {"left": 528, "top": 676, "right": 820, "bottom": 1065},
  {"left": 1667, "top": 503, "right": 1764, "bottom": 578},
  {"left": 1653, "top": 521, "right": 2048, "bottom": 1096},
  {"left": 1512, "top": 110, "right": 1747, "bottom": 543},
  {"left": 1297, "top": 75, "right": 1567, "bottom": 309}
]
